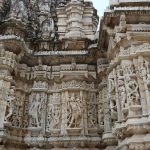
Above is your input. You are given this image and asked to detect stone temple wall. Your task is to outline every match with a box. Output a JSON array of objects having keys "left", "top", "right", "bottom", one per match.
[
  {"left": 0, "top": 0, "right": 150, "bottom": 150},
  {"left": 99, "top": 0, "right": 150, "bottom": 150}
]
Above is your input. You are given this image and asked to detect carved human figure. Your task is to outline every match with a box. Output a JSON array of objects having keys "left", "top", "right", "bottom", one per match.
[
  {"left": 41, "top": 19, "right": 54, "bottom": 38},
  {"left": 126, "top": 77, "right": 140, "bottom": 105},
  {"left": 108, "top": 78, "right": 115, "bottom": 94},
  {"left": 46, "top": 102, "right": 52, "bottom": 131},
  {"left": 118, "top": 80, "right": 127, "bottom": 109},
  {"left": 139, "top": 58, "right": 150, "bottom": 81},
  {"left": 120, "top": 14, "right": 126, "bottom": 22},
  {"left": 5, "top": 88, "right": 15, "bottom": 122},
  {"left": 52, "top": 105, "right": 61, "bottom": 129},
  {"left": 123, "top": 64, "right": 134, "bottom": 75},
  {"left": 119, "top": 14, "right": 126, "bottom": 32},
  {"left": 108, "top": 78, "right": 117, "bottom": 119},
  {"left": 67, "top": 93, "right": 82, "bottom": 128},
  {"left": 29, "top": 93, "right": 41, "bottom": 127},
  {"left": 140, "top": 61, "right": 147, "bottom": 80},
  {"left": 47, "top": 94, "right": 61, "bottom": 129}
]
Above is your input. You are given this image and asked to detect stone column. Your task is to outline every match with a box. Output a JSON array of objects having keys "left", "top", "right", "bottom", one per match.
[
  {"left": 0, "top": 43, "right": 16, "bottom": 128},
  {"left": 61, "top": 91, "right": 68, "bottom": 135},
  {"left": 102, "top": 78, "right": 117, "bottom": 150},
  {"left": 134, "top": 57, "right": 148, "bottom": 116},
  {"left": 24, "top": 64, "right": 51, "bottom": 148},
  {"left": 26, "top": 80, "right": 48, "bottom": 147}
]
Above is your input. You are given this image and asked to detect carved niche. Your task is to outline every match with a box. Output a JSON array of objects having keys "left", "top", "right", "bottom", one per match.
[
  {"left": 46, "top": 92, "right": 61, "bottom": 132},
  {"left": 66, "top": 91, "right": 83, "bottom": 129},
  {"left": 29, "top": 92, "right": 46, "bottom": 128}
]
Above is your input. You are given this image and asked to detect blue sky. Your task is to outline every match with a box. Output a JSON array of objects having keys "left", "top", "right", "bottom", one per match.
[{"left": 92, "top": 0, "right": 109, "bottom": 16}]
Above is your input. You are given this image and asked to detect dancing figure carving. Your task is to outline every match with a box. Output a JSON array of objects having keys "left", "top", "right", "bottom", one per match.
[
  {"left": 29, "top": 93, "right": 42, "bottom": 127},
  {"left": 67, "top": 93, "right": 82, "bottom": 128}
]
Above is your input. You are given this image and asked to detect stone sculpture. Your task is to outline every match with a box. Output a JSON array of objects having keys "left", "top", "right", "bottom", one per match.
[
  {"left": 126, "top": 77, "right": 140, "bottom": 105},
  {"left": 5, "top": 88, "right": 15, "bottom": 122},
  {"left": 41, "top": 19, "right": 54, "bottom": 39},
  {"left": 0, "top": 0, "right": 150, "bottom": 149},
  {"left": 67, "top": 93, "right": 82, "bottom": 128},
  {"left": 29, "top": 93, "right": 42, "bottom": 127}
]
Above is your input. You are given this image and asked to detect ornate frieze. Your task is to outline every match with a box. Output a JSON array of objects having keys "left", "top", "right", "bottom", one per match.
[
  {"left": 2, "top": 0, "right": 150, "bottom": 149},
  {"left": 0, "top": 0, "right": 101, "bottom": 149}
]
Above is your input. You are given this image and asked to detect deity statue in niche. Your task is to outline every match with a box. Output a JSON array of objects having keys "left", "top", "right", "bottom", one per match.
[
  {"left": 5, "top": 87, "right": 15, "bottom": 122},
  {"left": 29, "top": 93, "right": 42, "bottom": 127},
  {"left": 67, "top": 93, "right": 82, "bottom": 128},
  {"left": 41, "top": 19, "right": 55, "bottom": 39},
  {"left": 9, "top": 0, "right": 28, "bottom": 22},
  {"left": 47, "top": 93, "right": 61, "bottom": 131},
  {"left": 118, "top": 79, "right": 127, "bottom": 109},
  {"left": 138, "top": 58, "right": 150, "bottom": 82},
  {"left": 48, "top": 104, "right": 61, "bottom": 129}
]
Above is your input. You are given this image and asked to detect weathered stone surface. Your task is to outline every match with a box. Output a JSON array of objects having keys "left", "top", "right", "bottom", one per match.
[{"left": 0, "top": 0, "right": 150, "bottom": 149}]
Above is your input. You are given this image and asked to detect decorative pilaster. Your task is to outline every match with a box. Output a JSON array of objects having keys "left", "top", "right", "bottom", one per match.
[
  {"left": 101, "top": 78, "right": 117, "bottom": 150},
  {"left": 0, "top": 43, "right": 17, "bottom": 128}
]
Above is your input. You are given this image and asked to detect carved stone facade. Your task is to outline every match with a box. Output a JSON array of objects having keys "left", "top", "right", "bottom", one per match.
[
  {"left": 0, "top": 0, "right": 150, "bottom": 149},
  {"left": 99, "top": 0, "right": 150, "bottom": 150}
]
